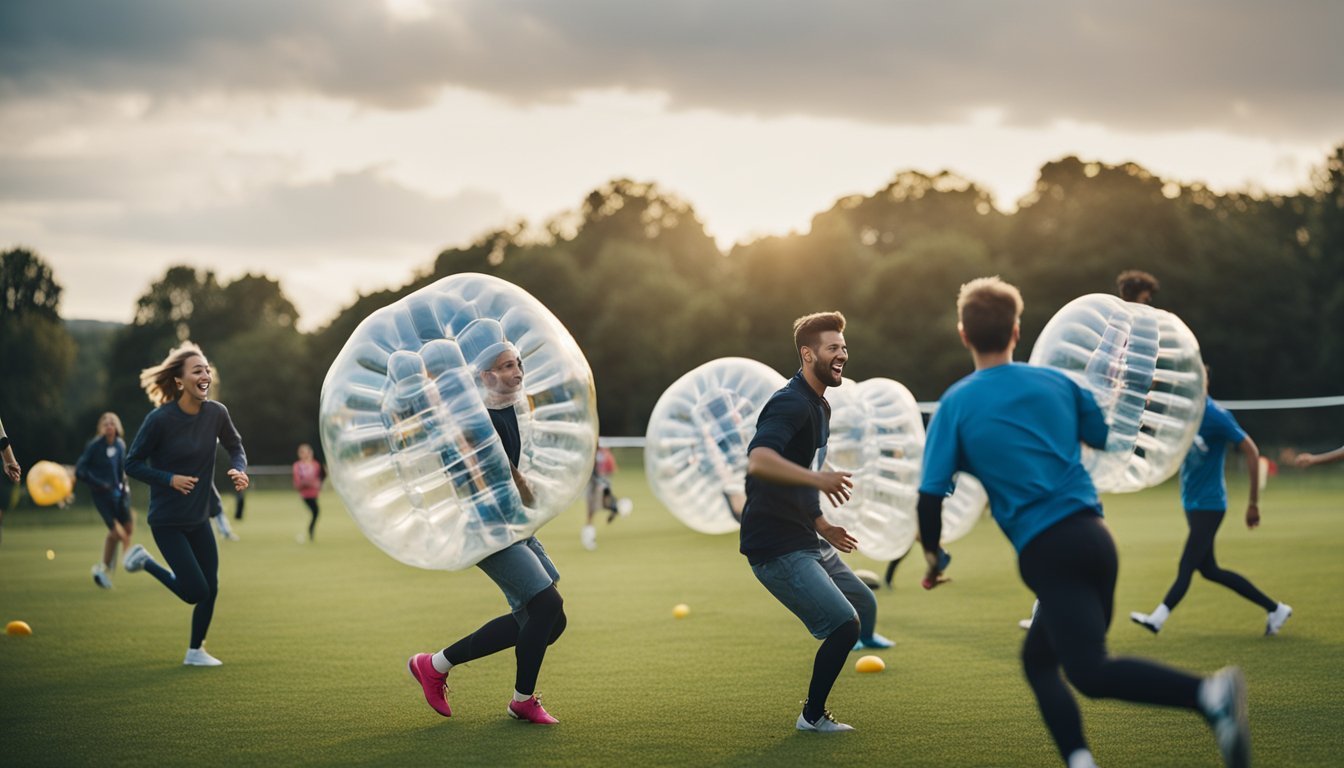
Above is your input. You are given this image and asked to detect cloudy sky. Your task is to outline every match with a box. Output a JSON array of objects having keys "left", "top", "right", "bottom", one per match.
[{"left": 3, "top": 0, "right": 1340, "bottom": 330}]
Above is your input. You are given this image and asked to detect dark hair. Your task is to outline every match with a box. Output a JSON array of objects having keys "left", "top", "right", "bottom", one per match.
[
  {"left": 957, "top": 277, "right": 1023, "bottom": 353},
  {"left": 1116, "top": 270, "right": 1160, "bottom": 303},
  {"left": 792, "top": 311, "right": 846, "bottom": 358}
]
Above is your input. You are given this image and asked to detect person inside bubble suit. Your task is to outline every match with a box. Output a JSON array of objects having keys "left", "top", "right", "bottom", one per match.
[{"left": 407, "top": 320, "right": 568, "bottom": 726}]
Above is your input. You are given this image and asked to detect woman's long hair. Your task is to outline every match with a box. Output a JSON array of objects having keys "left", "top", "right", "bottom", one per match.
[{"left": 138, "top": 341, "right": 213, "bottom": 406}]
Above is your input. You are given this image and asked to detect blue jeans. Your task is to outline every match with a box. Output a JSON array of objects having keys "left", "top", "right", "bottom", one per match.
[
  {"left": 752, "top": 547, "right": 861, "bottom": 638},
  {"left": 477, "top": 537, "right": 559, "bottom": 621}
]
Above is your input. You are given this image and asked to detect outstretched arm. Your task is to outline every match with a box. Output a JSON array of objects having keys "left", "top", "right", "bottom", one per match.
[{"left": 1296, "top": 444, "right": 1344, "bottom": 467}]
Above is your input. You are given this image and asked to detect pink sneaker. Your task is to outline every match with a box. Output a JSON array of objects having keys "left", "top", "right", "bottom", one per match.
[
  {"left": 507, "top": 695, "right": 558, "bottom": 724},
  {"left": 407, "top": 653, "right": 452, "bottom": 717}
]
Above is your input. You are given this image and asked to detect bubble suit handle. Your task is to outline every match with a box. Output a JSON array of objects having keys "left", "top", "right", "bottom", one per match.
[
  {"left": 824, "top": 378, "right": 988, "bottom": 560},
  {"left": 1029, "top": 293, "right": 1205, "bottom": 493},
  {"left": 319, "top": 273, "right": 597, "bottom": 570},
  {"left": 644, "top": 358, "right": 786, "bottom": 534}
]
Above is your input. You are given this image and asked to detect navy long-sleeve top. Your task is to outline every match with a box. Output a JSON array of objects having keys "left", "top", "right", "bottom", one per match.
[
  {"left": 75, "top": 435, "right": 127, "bottom": 495},
  {"left": 126, "top": 400, "right": 246, "bottom": 528}
]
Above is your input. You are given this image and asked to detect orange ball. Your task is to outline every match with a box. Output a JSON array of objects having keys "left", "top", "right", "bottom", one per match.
[
  {"left": 27, "top": 461, "right": 73, "bottom": 506},
  {"left": 6, "top": 620, "right": 33, "bottom": 636},
  {"left": 855, "top": 654, "right": 885, "bottom": 673}
]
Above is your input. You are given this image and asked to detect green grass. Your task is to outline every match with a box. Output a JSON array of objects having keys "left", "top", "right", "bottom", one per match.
[{"left": 2, "top": 459, "right": 1342, "bottom": 767}]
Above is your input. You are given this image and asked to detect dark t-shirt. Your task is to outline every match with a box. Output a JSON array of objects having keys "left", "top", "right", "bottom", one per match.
[
  {"left": 489, "top": 406, "right": 521, "bottom": 468},
  {"left": 739, "top": 370, "right": 829, "bottom": 565}
]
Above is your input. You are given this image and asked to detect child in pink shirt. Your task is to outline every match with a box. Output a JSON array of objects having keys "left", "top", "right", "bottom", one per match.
[{"left": 293, "top": 443, "right": 324, "bottom": 541}]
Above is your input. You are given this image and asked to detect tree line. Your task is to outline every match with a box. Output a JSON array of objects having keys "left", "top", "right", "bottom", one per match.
[{"left": 3, "top": 146, "right": 1341, "bottom": 476}]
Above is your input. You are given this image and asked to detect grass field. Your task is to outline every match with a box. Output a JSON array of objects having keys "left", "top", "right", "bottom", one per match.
[{"left": 2, "top": 455, "right": 1341, "bottom": 767}]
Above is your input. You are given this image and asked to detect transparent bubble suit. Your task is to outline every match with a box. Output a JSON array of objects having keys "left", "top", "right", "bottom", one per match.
[
  {"left": 319, "top": 273, "right": 597, "bottom": 570},
  {"left": 644, "top": 358, "right": 785, "bottom": 535},
  {"left": 824, "top": 378, "right": 988, "bottom": 561},
  {"left": 1029, "top": 293, "right": 1205, "bottom": 493}
]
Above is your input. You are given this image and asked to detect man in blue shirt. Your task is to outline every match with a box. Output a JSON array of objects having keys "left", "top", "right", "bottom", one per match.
[
  {"left": 1131, "top": 388, "right": 1292, "bottom": 636},
  {"left": 917, "top": 277, "right": 1250, "bottom": 768},
  {"left": 741, "top": 311, "right": 861, "bottom": 733}
]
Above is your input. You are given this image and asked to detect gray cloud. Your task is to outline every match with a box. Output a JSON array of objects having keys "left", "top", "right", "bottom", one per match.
[
  {"left": 2, "top": 0, "right": 1340, "bottom": 140},
  {"left": 41, "top": 169, "right": 509, "bottom": 249}
]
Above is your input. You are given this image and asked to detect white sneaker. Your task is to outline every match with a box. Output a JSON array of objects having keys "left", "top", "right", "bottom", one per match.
[
  {"left": 1266, "top": 603, "right": 1292, "bottom": 636},
  {"left": 581, "top": 525, "right": 597, "bottom": 551},
  {"left": 796, "top": 710, "right": 854, "bottom": 732},
  {"left": 123, "top": 544, "right": 151, "bottom": 573},
  {"left": 1130, "top": 611, "right": 1162, "bottom": 634},
  {"left": 92, "top": 563, "right": 113, "bottom": 590},
  {"left": 1199, "top": 667, "right": 1250, "bottom": 768},
  {"left": 184, "top": 647, "right": 223, "bottom": 667}
]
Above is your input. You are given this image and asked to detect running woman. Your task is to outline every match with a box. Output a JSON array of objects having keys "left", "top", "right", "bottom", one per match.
[
  {"left": 123, "top": 341, "right": 249, "bottom": 667},
  {"left": 917, "top": 277, "right": 1251, "bottom": 768},
  {"left": 75, "top": 412, "right": 134, "bottom": 590},
  {"left": 408, "top": 322, "right": 567, "bottom": 725}
]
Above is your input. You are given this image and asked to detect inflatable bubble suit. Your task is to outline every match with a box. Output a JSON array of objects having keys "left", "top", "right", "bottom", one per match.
[
  {"left": 319, "top": 273, "right": 597, "bottom": 570},
  {"left": 27, "top": 460, "right": 73, "bottom": 507},
  {"left": 644, "top": 358, "right": 785, "bottom": 534},
  {"left": 823, "top": 378, "right": 988, "bottom": 561},
  {"left": 1029, "top": 293, "right": 1205, "bottom": 493}
]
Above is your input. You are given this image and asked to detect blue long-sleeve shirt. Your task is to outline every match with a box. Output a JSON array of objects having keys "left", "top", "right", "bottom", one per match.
[
  {"left": 126, "top": 401, "right": 246, "bottom": 528},
  {"left": 921, "top": 363, "right": 1108, "bottom": 552},
  {"left": 75, "top": 435, "right": 127, "bottom": 496}
]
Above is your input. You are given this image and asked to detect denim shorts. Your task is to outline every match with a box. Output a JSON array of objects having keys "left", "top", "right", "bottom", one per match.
[
  {"left": 477, "top": 536, "right": 560, "bottom": 621},
  {"left": 751, "top": 547, "right": 860, "bottom": 638}
]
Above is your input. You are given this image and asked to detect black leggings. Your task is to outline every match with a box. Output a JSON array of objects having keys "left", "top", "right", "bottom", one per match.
[
  {"left": 805, "top": 618, "right": 859, "bottom": 723},
  {"left": 146, "top": 522, "right": 219, "bottom": 649},
  {"left": 442, "top": 585, "right": 567, "bottom": 696},
  {"left": 1019, "top": 513, "right": 1202, "bottom": 763},
  {"left": 1162, "top": 509, "right": 1275, "bottom": 612},
  {"left": 303, "top": 497, "right": 320, "bottom": 539}
]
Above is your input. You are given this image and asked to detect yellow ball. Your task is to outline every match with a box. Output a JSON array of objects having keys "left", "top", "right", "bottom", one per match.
[
  {"left": 6, "top": 620, "right": 33, "bottom": 636},
  {"left": 672, "top": 603, "right": 690, "bottom": 619},
  {"left": 46, "top": 550, "right": 55, "bottom": 560},
  {"left": 27, "top": 461, "right": 73, "bottom": 507},
  {"left": 855, "top": 655, "right": 885, "bottom": 673}
]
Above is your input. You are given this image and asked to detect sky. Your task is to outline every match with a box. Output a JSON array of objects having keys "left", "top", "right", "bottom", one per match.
[{"left": 3, "top": 0, "right": 1341, "bottom": 331}]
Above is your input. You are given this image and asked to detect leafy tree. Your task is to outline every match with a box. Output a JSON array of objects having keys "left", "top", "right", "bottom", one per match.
[
  {"left": 106, "top": 267, "right": 309, "bottom": 463},
  {"left": 211, "top": 323, "right": 315, "bottom": 466},
  {"left": 0, "top": 248, "right": 77, "bottom": 471}
]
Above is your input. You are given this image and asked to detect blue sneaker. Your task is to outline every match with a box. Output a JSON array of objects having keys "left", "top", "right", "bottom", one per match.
[
  {"left": 853, "top": 633, "right": 895, "bottom": 651},
  {"left": 936, "top": 549, "right": 952, "bottom": 571}
]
